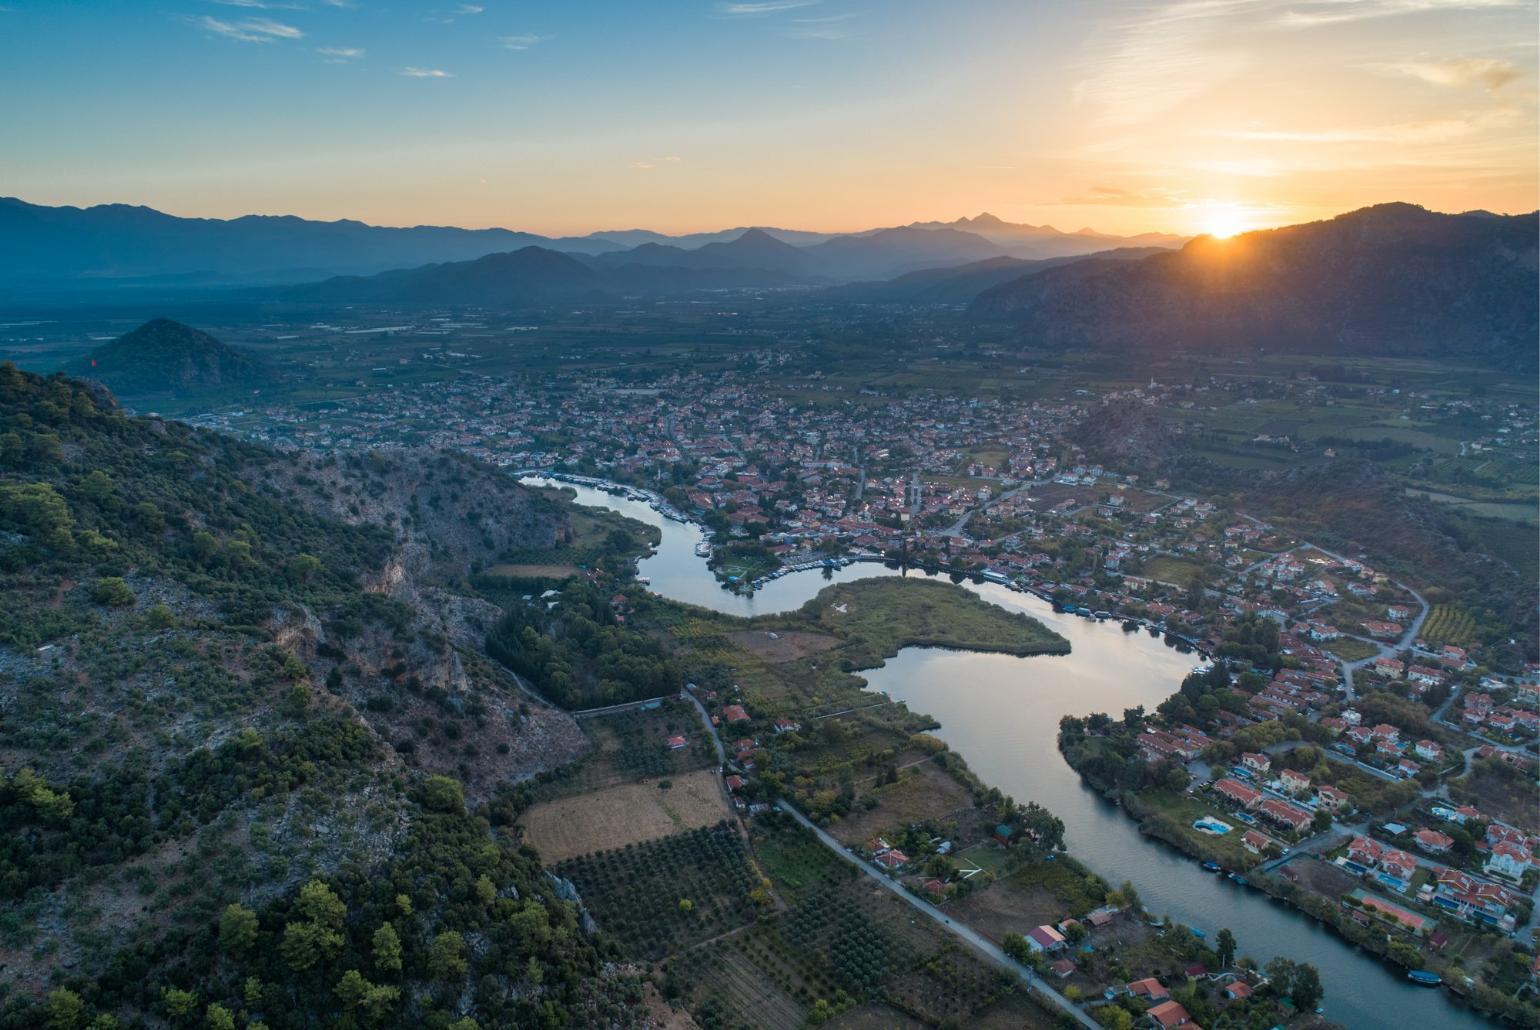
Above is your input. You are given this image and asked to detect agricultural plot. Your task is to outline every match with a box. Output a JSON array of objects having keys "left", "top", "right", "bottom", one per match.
[
  {"left": 727, "top": 629, "right": 840, "bottom": 663},
  {"left": 828, "top": 759, "right": 982, "bottom": 848},
  {"left": 752, "top": 818, "right": 858, "bottom": 904},
  {"left": 555, "top": 823, "right": 762, "bottom": 960},
  {"left": 531, "top": 699, "right": 712, "bottom": 801},
  {"left": 1325, "top": 637, "right": 1381, "bottom": 663},
  {"left": 1421, "top": 604, "right": 1478, "bottom": 647},
  {"left": 881, "top": 945, "right": 1016, "bottom": 1026},
  {"left": 520, "top": 767, "right": 731, "bottom": 862},
  {"left": 942, "top": 856, "right": 1103, "bottom": 943}
]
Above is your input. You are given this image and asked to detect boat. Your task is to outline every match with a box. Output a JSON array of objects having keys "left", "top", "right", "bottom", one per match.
[
  {"left": 694, "top": 542, "right": 712, "bottom": 558},
  {"left": 1406, "top": 970, "right": 1441, "bottom": 986},
  {"left": 1201, "top": 860, "right": 1222, "bottom": 872}
]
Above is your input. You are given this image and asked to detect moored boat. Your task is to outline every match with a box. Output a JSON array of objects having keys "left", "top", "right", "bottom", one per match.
[{"left": 1407, "top": 970, "right": 1441, "bottom": 986}]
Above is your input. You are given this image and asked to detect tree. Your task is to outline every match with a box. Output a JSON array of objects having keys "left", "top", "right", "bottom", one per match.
[
  {"left": 89, "top": 576, "right": 135, "bottom": 607},
  {"left": 44, "top": 989, "right": 87, "bottom": 1030},
  {"left": 1292, "top": 963, "right": 1323, "bottom": 1011},
  {"left": 281, "top": 884, "right": 348, "bottom": 974},
  {"left": 1215, "top": 928, "right": 1236, "bottom": 968},
  {"left": 296, "top": 879, "right": 346, "bottom": 928},
  {"left": 1002, "top": 932, "right": 1032, "bottom": 964},
  {"left": 1101, "top": 1007, "right": 1134, "bottom": 1030},
  {"left": 219, "top": 903, "right": 259, "bottom": 953},
  {"left": 204, "top": 1004, "right": 236, "bottom": 1030},
  {"left": 161, "top": 987, "right": 199, "bottom": 1022},
  {"left": 372, "top": 922, "right": 402, "bottom": 973},
  {"left": 429, "top": 930, "right": 468, "bottom": 981},
  {"left": 421, "top": 775, "right": 465, "bottom": 814},
  {"left": 678, "top": 898, "right": 694, "bottom": 913}
]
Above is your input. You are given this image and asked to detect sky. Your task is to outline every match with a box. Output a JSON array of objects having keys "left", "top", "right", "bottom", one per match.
[{"left": 0, "top": 0, "right": 1535, "bottom": 237}]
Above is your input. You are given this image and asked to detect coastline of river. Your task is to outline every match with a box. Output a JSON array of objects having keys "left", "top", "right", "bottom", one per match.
[{"left": 521, "top": 473, "right": 1496, "bottom": 1030}]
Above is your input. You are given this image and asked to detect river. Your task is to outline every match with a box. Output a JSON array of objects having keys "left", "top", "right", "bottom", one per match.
[{"left": 523, "top": 476, "right": 1491, "bottom": 1029}]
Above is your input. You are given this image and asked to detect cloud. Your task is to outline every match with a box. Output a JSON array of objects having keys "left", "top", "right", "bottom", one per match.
[
  {"left": 1215, "top": 112, "right": 1517, "bottom": 144},
  {"left": 500, "top": 34, "right": 551, "bottom": 50},
  {"left": 1059, "top": 185, "right": 1188, "bottom": 208},
  {"left": 400, "top": 67, "right": 453, "bottom": 78},
  {"left": 456, "top": 4, "right": 485, "bottom": 13},
  {"left": 1369, "top": 57, "right": 1520, "bottom": 91},
  {"left": 1274, "top": 0, "right": 1521, "bottom": 29},
  {"left": 717, "top": 1, "right": 821, "bottom": 15},
  {"left": 317, "top": 46, "right": 364, "bottom": 61},
  {"left": 789, "top": 14, "right": 857, "bottom": 39},
  {"left": 212, "top": 0, "right": 304, "bottom": 8},
  {"left": 193, "top": 15, "right": 304, "bottom": 43},
  {"left": 1073, "top": 1, "right": 1257, "bottom": 128}
]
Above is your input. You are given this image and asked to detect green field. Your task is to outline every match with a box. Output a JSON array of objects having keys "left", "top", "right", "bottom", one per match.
[{"left": 1420, "top": 605, "right": 1479, "bottom": 647}]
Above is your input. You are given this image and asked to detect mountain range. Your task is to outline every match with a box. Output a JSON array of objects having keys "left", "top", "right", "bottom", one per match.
[
  {"left": 0, "top": 197, "right": 1182, "bottom": 291},
  {"left": 970, "top": 203, "right": 1538, "bottom": 367}
]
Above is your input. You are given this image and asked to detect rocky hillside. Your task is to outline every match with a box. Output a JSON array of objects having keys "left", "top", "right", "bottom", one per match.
[
  {"left": 972, "top": 204, "right": 1539, "bottom": 368},
  {"left": 0, "top": 365, "right": 662, "bottom": 1027}
]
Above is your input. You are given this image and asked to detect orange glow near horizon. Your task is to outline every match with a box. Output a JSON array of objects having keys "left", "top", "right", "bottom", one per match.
[{"left": 1187, "top": 201, "right": 1269, "bottom": 240}]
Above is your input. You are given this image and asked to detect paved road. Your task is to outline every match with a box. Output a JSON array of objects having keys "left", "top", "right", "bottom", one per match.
[
  {"left": 775, "top": 801, "right": 1100, "bottom": 1029},
  {"left": 684, "top": 691, "right": 727, "bottom": 764},
  {"left": 570, "top": 694, "right": 673, "bottom": 719},
  {"left": 1241, "top": 541, "right": 1430, "bottom": 700}
]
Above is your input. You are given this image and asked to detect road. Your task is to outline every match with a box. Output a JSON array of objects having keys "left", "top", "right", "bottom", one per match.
[
  {"left": 570, "top": 694, "right": 673, "bottom": 719},
  {"left": 1241, "top": 541, "right": 1431, "bottom": 700},
  {"left": 684, "top": 690, "right": 727, "bottom": 764},
  {"left": 775, "top": 801, "right": 1100, "bottom": 1029}
]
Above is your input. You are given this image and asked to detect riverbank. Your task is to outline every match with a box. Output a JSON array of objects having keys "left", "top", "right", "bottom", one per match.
[
  {"left": 1060, "top": 743, "right": 1530, "bottom": 1026},
  {"left": 525, "top": 475, "right": 1499, "bottom": 1030}
]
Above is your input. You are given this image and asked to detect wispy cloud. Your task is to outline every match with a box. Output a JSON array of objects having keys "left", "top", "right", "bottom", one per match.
[
  {"left": 500, "top": 34, "right": 551, "bottom": 51},
  {"left": 1369, "top": 56, "right": 1520, "bottom": 91},
  {"left": 1274, "top": 0, "right": 1521, "bottom": 29},
  {"left": 1216, "top": 110, "right": 1519, "bottom": 144},
  {"left": 456, "top": 4, "right": 485, "bottom": 13},
  {"left": 193, "top": 15, "right": 304, "bottom": 43},
  {"left": 317, "top": 46, "right": 364, "bottom": 62},
  {"left": 717, "top": 1, "right": 821, "bottom": 15},
  {"left": 400, "top": 66, "right": 453, "bottom": 78},
  {"left": 212, "top": 0, "right": 304, "bottom": 8},
  {"left": 1059, "top": 185, "right": 1189, "bottom": 208},
  {"left": 789, "top": 12, "right": 857, "bottom": 39},
  {"left": 1073, "top": 1, "right": 1256, "bottom": 127}
]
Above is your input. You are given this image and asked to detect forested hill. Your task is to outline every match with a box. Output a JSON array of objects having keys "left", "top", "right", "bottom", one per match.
[
  {"left": 0, "top": 365, "right": 655, "bottom": 1028},
  {"left": 971, "top": 203, "right": 1539, "bottom": 368}
]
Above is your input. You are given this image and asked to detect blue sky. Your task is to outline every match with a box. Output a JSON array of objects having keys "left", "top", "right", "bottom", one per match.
[{"left": 1, "top": 1, "right": 1534, "bottom": 235}]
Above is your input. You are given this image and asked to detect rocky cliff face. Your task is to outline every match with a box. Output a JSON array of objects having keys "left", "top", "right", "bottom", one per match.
[{"left": 260, "top": 446, "right": 588, "bottom": 800}]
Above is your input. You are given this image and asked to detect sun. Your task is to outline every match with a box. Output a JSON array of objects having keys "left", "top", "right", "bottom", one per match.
[{"left": 1191, "top": 201, "right": 1260, "bottom": 240}]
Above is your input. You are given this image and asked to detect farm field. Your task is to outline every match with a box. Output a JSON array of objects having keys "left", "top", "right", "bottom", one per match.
[
  {"left": 828, "top": 759, "right": 982, "bottom": 848},
  {"left": 529, "top": 699, "right": 714, "bottom": 800},
  {"left": 1420, "top": 604, "right": 1479, "bottom": 647},
  {"left": 520, "top": 766, "right": 731, "bottom": 862},
  {"left": 1135, "top": 554, "right": 1211, "bottom": 586},
  {"left": 727, "top": 628, "right": 840, "bottom": 663},
  {"left": 942, "top": 855, "right": 1107, "bottom": 944},
  {"left": 556, "top": 823, "right": 763, "bottom": 960},
  {"left": 1326, "top": 637, "right": 1381, "bottom": 663},
  {"left": 480, "top": 562, "right": 580, "bottom": 580}
]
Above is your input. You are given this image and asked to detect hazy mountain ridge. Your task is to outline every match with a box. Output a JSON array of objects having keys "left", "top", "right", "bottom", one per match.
[
  {"left": 971, "top": 203, "right": 1539, "bottom": 366},
  {"left": 1, "top": 197, "right": 1183, "bottom": 293},
  {"left": 0, "top": 197, "right": 623, "bottom": 287}
]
